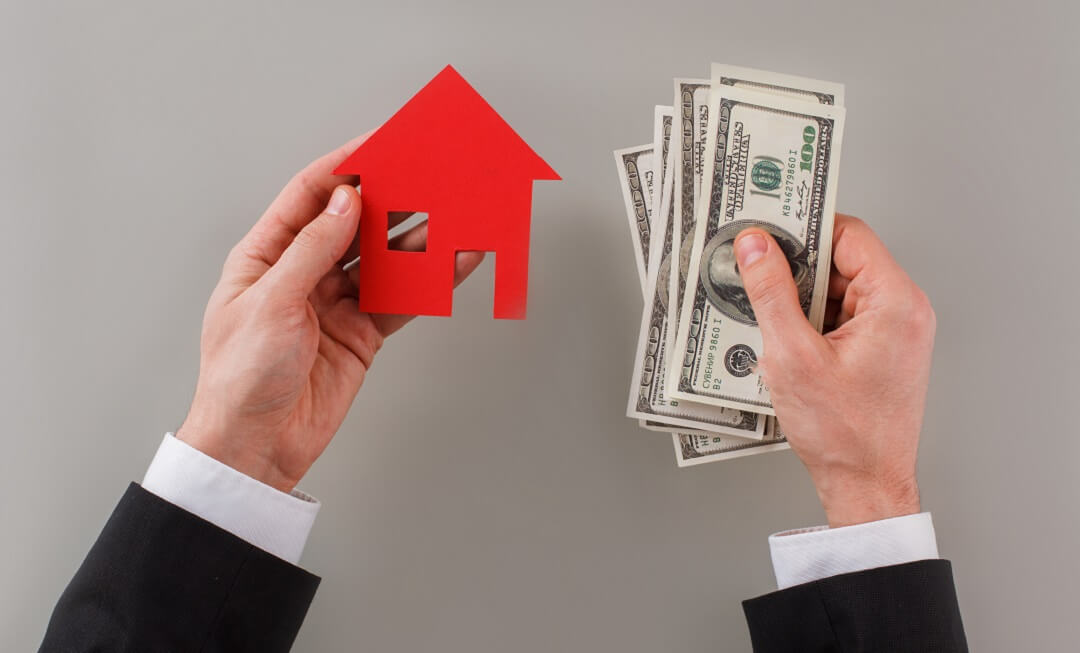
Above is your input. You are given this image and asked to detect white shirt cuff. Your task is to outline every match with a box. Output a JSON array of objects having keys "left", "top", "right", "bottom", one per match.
[
  {"left": 142, "top": 433, "right": 320, "bottom": 565},
  {"left": 769, "top": 512, "right": 939, "bottom": 590}
]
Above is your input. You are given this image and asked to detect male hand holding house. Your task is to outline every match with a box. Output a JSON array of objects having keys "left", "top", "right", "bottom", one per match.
[{"left": 170, "top": 133, "right": 488, "bottom": 494}]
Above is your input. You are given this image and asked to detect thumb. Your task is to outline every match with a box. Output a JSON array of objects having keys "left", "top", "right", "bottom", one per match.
[
  {"left": 266, "top": 184, "right": 361, "bottom": 297},
  {"left": 734, "top": 228, "right": 818, "bottom": 348}
]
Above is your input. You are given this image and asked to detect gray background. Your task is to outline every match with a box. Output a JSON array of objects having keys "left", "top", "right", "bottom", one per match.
[{"left": 2, "top": 0, "right": 1077, "bottom": 650}]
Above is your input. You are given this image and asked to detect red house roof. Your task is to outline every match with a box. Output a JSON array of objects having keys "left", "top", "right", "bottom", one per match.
[{"left": 334, "top": 65, "right": 560, "bottom": 182}]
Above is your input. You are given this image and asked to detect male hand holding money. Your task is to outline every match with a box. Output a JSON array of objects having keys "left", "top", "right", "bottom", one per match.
[
  {"left": 618, "top": 65, "right": 967, "bottom": 651},
  {"left": 734, "top": 214, "right": 965, "bottom": 651},
  {"left": 735, "top": 214, "right": 933, "bottom": 528}
]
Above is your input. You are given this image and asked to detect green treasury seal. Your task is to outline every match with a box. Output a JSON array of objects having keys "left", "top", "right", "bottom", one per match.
[{"left": 750, "top": 159, "right": 782, "bottom": 191}]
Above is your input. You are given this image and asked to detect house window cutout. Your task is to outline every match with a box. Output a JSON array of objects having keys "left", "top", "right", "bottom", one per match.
[{"left": 387, "top": 211, "right": 429, "bottom": 252}]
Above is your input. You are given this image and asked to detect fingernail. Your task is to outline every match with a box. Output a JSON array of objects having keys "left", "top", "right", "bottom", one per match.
[
  {"left": 735, "top": 233, "right": 767, "bottom": 268},
  {"left": 327, "top": 187, "right": 352, "bottom": 216}
]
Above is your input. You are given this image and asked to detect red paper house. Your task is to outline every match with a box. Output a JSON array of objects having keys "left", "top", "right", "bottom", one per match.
[{"left": 334, "top": 65, "right": 559, "bottom": 319}]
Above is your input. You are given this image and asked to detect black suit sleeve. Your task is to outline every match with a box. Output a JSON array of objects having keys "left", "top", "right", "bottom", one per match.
[
  {"left": 40, "top": 482, "right": 320, "bottom": 653},
  {"left": 742, "top": 559, "right": 967, "bottom": 653}
]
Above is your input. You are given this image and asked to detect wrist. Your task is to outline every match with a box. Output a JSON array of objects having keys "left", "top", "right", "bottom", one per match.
[
  {"left": 176, "top": 416, "right": 297, "bottom": 494},
  {"left": 817, "top": 474, "right": 921, "bottom": 528}
]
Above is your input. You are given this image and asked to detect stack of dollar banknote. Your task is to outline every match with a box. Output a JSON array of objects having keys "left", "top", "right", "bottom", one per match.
[{"left": 614, "top": 64, "right": 846, "bottom": 467}]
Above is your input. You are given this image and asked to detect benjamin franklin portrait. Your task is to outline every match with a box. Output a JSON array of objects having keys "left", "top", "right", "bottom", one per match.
[{"left": 698, "top": 221, "right": 811, "bottom": 325}]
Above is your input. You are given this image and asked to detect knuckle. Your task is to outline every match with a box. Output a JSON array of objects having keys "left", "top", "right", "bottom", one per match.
[
  {"left": 842, "top": 214, "right": 867, "bottom": 230},
  {"left": 353, "top": 320, "right": 385, "bottom": 369},
  {"left": 841, "top": 215, "right": 879, "bottom": 245},
  {"left": 229, "top": 228, "right": 277, "bottom": 268},
  {"left": 230, "top": 241, "right": 261, "bottom": 270},
  {"left": 908, "top": 287, "right": 936, "bottom": 336},
  {"left": 222, "top": 243, "right": 244, "bottom": 273},
  {"left": 258, "top": 288, "right": 307, "bottom": 327},
  {"left": 282, "top": 220, "right": 338, "bottom": 282},
  {"left": 292, "top": 222, "right": 325, "bottom": 252},
  {"left": 891, "top": 283, "right": 935, "bottom": 340},
  {"left": 226, "top": 241, "right": 245, "bottom": 262},
  {"left": 744, "top": 270, "right": 786, "bottom": 309},
  {"left": 835, "top": 214, "right": 868, "bottom": 238},
  {"left": 290, "top": 168, "right": 323, "bottom": 199}
]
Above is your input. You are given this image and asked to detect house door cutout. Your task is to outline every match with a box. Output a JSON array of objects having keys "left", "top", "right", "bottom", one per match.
[{"left": 454, "top": 250, "right": 496, "bottom": 314}]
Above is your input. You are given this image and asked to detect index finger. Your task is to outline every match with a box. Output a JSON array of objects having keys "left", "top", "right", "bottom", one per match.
[
  {"left": 830, "top": 214, "right": 902, "bottom": 281},
  {"left": 829, "top": 213, "right": 913, "bottom": 320},
  {"left": 239, "top": 131, "right": 372, "bottom": 270}
]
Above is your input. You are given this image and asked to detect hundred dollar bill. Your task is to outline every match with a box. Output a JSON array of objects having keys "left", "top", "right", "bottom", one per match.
[
  {"left": 633, "top": 110, "right": 760, "bottom": 437},
  {"left": 621, "top": 109, "right": 725, "bottom": 436},
  {"left": 672, "top": 415, "right": 788, "bottom": 467},
  {"left": 620, "top": 112, "right": 678, "bottom": 433},
  {"left": 615, "top": 108, "right": 675, "bottom": 299},
  {"left": 665, "top": 66, "right": 844, "bottom": 395},
  {"left": 635, "top": 108, "right": 698, "bottom": 435},
  {"left": 627, "top": 112, "right": 684, "bottom": 414},
  {"left": 665, "top": 80, "right": 712, "bottom": 372},
  {"left": 614, "top": 144, "right": 655, "bottom": 294},
  {"left": 626, "top": 117, "right": 766, "bottom": 438},
  {"left": 652, "top": 106, "right": 674, "bottom": 216},
  {"left": 669, "top": 82, "right": 846, "bottom": 413},
  {"left": 614, "top": 95, "right": 780, "bottom": 449},
  {"left": 709, "top": 64, "right": 844, "bottom": 107},
  {"left": 661, "top": 76, "right": 733, "bottom": 429}
]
